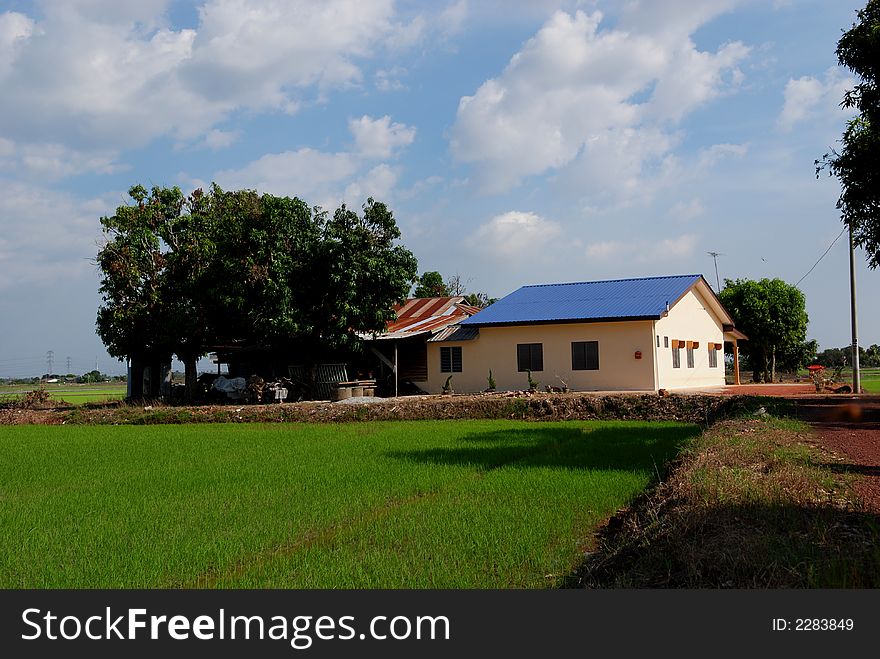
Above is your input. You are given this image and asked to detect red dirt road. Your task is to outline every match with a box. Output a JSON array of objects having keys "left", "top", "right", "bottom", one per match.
[{"left": 795, "top": 398, "right": 880, "bottom": 513}]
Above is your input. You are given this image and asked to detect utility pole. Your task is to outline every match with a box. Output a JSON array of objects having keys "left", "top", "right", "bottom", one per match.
[
  {"left": 45, "top": 350, "right": 54, "bottom": 381},
  {"left": 66, "top": 356, "right": 71, "bottom": 374},
  {"left": 707, "top": 252, "right": 724, "bottom": 292},
  {"left": 849, "top": 226, "right": 860, "bottom": 394}
]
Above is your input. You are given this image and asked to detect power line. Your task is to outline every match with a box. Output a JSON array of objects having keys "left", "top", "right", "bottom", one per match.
[{"left": 795, "top": 226, "right": 847, "bottom": 288}]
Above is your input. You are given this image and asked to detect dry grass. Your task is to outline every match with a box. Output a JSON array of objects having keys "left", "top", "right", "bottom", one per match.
[{"left": 572, "top": 416, "right": 880, "bottom": 588}]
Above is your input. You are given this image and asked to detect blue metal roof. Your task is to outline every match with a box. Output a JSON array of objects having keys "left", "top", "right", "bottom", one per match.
[{"left": 460, "top": 275, "right": 704, "bottom": 326}]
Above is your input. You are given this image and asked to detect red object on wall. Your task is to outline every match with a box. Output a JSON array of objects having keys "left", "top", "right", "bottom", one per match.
[{"left": 634, "top": 351, "right": 642, "bottom": 359}]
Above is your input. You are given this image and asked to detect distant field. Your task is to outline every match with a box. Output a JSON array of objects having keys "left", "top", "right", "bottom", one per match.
[
  {"left": 859, "top": 368, "right": 880, "bottom": 393},
  {"left": 0, "top": 382, "right": 126, "bottom": 405},
  {"left": 0, "top": 419, "right": 695, "bottom": 588}
]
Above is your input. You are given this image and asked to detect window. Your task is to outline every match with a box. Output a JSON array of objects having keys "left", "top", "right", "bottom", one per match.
[
  {"left": 656, "top": 335, "right": 660, "bottom": 347},
  {"left": 686, "top": 347, "right": 695, "bottom": 368},
  {"left": 517, "top": 343, "right": 543, "bottom": 372},
  {"left": 571, "top": 341, "right": 599, "bottom": 370},
  {"left": 440, "top": 346, "right": 462, "bottom": 373},
  {"left": 672, "top": 348, "right": 681, "bottom": 368},
  {"left": 664, "top": 336, "right": 669, "bottom": 348},
  {"left": 709, "top": 346, "right": 718, "bottom": 368}
]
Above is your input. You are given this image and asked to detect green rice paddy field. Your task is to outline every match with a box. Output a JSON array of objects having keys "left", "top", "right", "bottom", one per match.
[
  {"left": 858, "top": 368, "right": 880, "bottom": 393},
  {"left": 0, "top": 419, "right": 696, "bottom": 588},
  {"left": 0, "top": 382, "right": 126, "bottom": 405}
]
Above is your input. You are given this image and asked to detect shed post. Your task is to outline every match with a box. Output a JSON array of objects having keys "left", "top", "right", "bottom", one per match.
[
  {"left": 733, "top": 339, "right": 741, "bottom": 385},
  {"left": 394, "top": 340, "right": 398, "bottom": 397}
]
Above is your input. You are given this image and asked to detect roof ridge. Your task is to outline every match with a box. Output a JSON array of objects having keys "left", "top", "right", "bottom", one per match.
[{"left": 519, "top": 274, "right": 701, "bottom": 289}]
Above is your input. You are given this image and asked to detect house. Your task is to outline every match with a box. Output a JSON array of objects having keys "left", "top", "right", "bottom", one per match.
[
  {"left": 363, "top": 296, "right": 481, "bottom": 395},
  {"left": 425, "top": 274, "right": 746, "bottom": 394}
]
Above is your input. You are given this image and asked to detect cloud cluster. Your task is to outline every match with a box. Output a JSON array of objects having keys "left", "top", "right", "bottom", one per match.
[
  {"left": 778, "top": 68, "right": 851, "bottom": 131},
  {"left": 349, "top": 115, "right": 416, "bottom": 158},
  {"left": 469, "top": 211, "right": 561, "bottom": 256},
  {"left": 0, "top": 180, "right": 115, "bottom": 288},
  {"left": 214, "top": 115, "right": 415, "bottom": 207},
  {"left": 451, "top": 4, "right": 749, "bottom": 194},
  {"left": 0, "top": 1, "right": 428, "bottom": 174}
]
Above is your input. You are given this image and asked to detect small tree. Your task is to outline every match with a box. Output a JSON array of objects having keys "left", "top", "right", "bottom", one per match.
[
  {"left": 719, "top": 278, "right": 809, "bottom": 382},
  {"left": 414, "top": 271, "right": 449, "bottom": 297}
]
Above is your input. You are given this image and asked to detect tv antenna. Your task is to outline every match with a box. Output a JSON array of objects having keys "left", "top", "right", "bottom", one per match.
[{"left": 707, "top": 252, "right": 724, "bottom": 292}]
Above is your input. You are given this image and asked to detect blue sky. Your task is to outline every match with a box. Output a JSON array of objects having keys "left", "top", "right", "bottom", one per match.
[{"left": 0, "top": 0, "right": 876, "bottom": 377}]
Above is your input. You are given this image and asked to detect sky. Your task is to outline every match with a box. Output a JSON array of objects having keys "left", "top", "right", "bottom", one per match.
[{"left": 0, "top": 0, "right": 876, "bottom": 378}]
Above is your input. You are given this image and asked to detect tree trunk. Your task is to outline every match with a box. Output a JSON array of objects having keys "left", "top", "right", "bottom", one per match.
[
  {"left": 129, "top": 356, "right": 145, "bottom": 400},
  {"left": 183, "top": 354, "right": 198, "bottom": 402},
  {"left": 146, "top": 355, "right": 161, "bottom": 398},
  {"left": 771, "top": 346, "right": 776, "bottom": 383}
]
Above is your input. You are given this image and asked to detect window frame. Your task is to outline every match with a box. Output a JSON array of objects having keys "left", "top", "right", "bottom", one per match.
[
  {"left": 571, "top": 341, "right": 600, "bottom": 371},
  {"left": 516, "top": 343, "right": 544, "bottom": 372},
  {"left": 440, "top": 346, "right": 462, "bottom": 373}
]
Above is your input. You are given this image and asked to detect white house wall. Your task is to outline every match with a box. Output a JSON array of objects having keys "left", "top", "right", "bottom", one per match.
[
  {"left": 653, "top": 286, "right": 726, "bottom": 389},
  {"left": 426, "top": 321, "right": 656, "bottom": 394}
]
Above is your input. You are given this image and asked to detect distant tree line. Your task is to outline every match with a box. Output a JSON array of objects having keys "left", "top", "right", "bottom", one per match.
[
  {"left": 96, "top": 185, "right": 418, "bottom": 400},
  {"left": 815, "top": 344, "right": 880, "bottom": 368}
]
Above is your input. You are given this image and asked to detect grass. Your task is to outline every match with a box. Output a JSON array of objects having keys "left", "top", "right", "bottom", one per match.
[
  {"left": 0, "top": 419, "right": 695, "bottom": 588},
  {"left": 576, "top": 416, "right": 880, "bottom": 588},
  {"left": 0, "top": 382, "right": 126, "bottom": 406},
  {"left": 857, "top": 367, "right": 880, "bottom": 393}
]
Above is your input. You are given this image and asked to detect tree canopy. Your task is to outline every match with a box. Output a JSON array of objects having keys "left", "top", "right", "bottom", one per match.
[
  {"left": 412, "top": 270, "right": 497, "bottom": 307},
  {"left": 719, "top": 278, "right": 810, "bottom": 382},
  {"left": 413, "top": 271, "right": 449, "bottom": 297},
  {"left": 817, "top": 0, "right": 880, "bottom": 267},
  {"left": 97, "top": 185, "right": 417, "bottom": 399}
]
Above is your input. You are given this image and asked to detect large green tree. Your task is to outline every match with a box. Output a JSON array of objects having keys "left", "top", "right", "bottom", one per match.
[
  {"left": 97, "top": 186, "right": 417, "bottom": 400},
  {"left": 817, "top": 0, "right": 880, "bottom": 267},
  {"left": 96, "top": 185, "right": 181, "bottom": 398},
  {"left": 719, "top": 278, "right": 810, "bottom": 382}
]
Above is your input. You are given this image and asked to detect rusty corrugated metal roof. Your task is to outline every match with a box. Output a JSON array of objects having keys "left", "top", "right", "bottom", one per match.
[{"left": 365, "top": 297, "right": 480, "bottom": 340}]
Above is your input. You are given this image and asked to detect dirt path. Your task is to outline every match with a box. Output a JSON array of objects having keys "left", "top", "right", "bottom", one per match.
[{"left": 796, "top": 398, "right": 880, "bottom": 513}]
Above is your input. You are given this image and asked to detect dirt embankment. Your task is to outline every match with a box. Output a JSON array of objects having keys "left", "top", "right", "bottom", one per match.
[{"left": 0, "top": 391, "right": 783, "bottom": 426}]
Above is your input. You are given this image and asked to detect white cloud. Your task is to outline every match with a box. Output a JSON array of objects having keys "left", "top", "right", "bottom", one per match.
[
  {"left": 0, "top": 11, "right": 34, "bottom": 77},
  {"left": 215, "top": 113, "right": 416, "bottom": 203},
  {"left": 778, "top": 68, "right": 851, "bottom": 131},
  {"left": 469, "top": 211, "right": 561, "bottom": 256},
  {"left": 697, "top": 142, "right": 748, "bottom": 168},
  {"left": 344, "top": 164, "right": 399, "bottom": 202},
  {"left": 438, "top": 0, "right": 468, "bottom": 37},
  {"left": 349, "top": 115, "right": 416, "bottom": 158},
  {"left": 668, "top": 198, "right": 705, "bottom": 223},
  {"left": 584, "top": 233, "right": 698, "bottom": 263},
  {"left": 201, "top": 129, "right": 240, "bottom": 151},
  {"left": 0, "top": 140, "right": 124, "bottom": 180},
  {"left": 375, "top": 66, "right": 407, "bottom": 92},
  {"left": 214, "top": 148, "right": 359, "bottom": 198},
  {"left": 451, "top": 7, "right": 749, "bottom": 193},
  {"left": 0, "top": 179, "right": 115, "bottom": 287},
  {"left": 585, "top": 240, "right": 622, "bottom": 259},
  {"left": 0, "top": 1, "right": 413, "bottom": 158}
]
